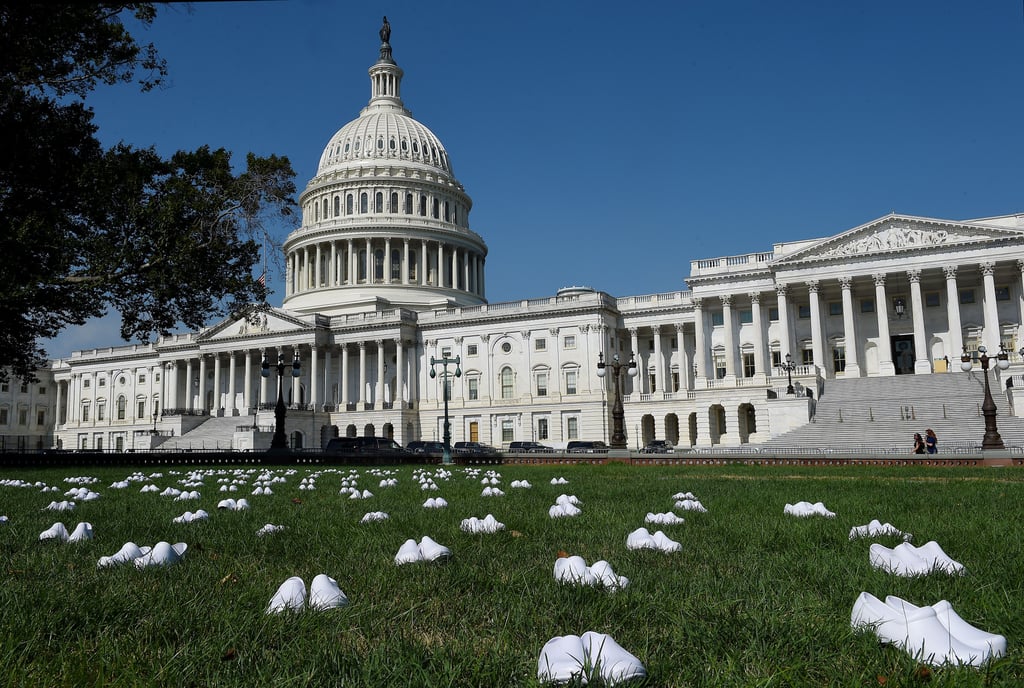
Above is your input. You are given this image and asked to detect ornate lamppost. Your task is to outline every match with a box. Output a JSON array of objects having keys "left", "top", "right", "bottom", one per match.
[
  {"left": 429, "top": 354, "right": 461, "bottom": 464},
  {"left": 596, "top": 352, "right": 638, "bottom": 449},
  {"left": 262, "top": 350, "right": 301, "bottom": 451},
  {"left": 781, "top": 353, "right": 797, "bottom": 395},
  {"left": 960, "top": 345, "right": 1010, "bottom": 450}
]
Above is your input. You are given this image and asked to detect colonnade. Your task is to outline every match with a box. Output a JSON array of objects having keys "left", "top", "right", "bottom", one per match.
[{"left": 287, "top": 237, "right": 485, "bottom": 298}]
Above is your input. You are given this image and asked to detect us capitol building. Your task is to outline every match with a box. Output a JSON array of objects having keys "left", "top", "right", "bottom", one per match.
[{"left": 6, "top": 24, "right": 1024, "bottom": 452}]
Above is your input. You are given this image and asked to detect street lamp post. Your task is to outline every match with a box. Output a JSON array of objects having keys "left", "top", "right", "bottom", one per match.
[
  {"left": 960, "top": 345, "right": 1010, "bottom": 450},
  {"left": 429, "top": 354, "right": 461, "bottom": 464},
  {"left": 261, "top": 350, "right": 301, "bottom": 451},
  {"left": 596, "top": 352, "right": 638, "bottom": 449},
  {"left": 781, "top": 353, "right": 797, "bottom": 395}
]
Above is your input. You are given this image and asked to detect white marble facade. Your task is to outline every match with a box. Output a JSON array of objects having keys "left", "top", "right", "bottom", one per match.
[{"left": 15, "top": 32, "right": 1024, "bottom": 452}]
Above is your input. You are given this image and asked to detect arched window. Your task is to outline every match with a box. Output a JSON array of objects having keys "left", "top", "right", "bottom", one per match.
[
  {"left": 116, "top": 396, "right": 126, "bottom": 420},
  {"left": 315, "top": 203, "right": 319, "bottom": 221},
  {"left": 404, "top": 193, "right": 413, "bottom": 214},
  {"left": 419, "top": 196, "right": 427, "bottom": 216},
  {"left": 346, "top": 194, "right": 353, "bottom": 215},
  {"left": 374, "top": 249, "right": 384, "bottom": 281},
  {"left": 360, "top": 193, "right": 368, "bottom": 214},
  {"left": 374, "top": 192, "right": 383, "bottom": 213},
  {"left": 391, "top": 249, "right": 401, "bottom": 280},
  {"left": 409, "top": 250, "right": 418, "bottom": 281},
  {"left": 432, "top": 199, "right": 439, "bottom": 219},
  {"left": 377, "top": 138, "right": 384, "bottom": 151},
  {"left": 390, "top": 192, "right": 398, "bottom": 213},
  {"left": 389, "top": 138, "right": 396, "bottom": 151},
  {"left": 444, "top": 201, "right": 450, "bottom": 222},
  {"left": 322, "top": 198, "right": 328, "bottom": 218},
  {"left": 358, "top": 249, "right": 367, "bottom": 281},
  {"left": 500, "top": 367, "right": 514, "bottom": 400},
  {"left": 333, "top": 196, "right": 340, "bottom": 216}
]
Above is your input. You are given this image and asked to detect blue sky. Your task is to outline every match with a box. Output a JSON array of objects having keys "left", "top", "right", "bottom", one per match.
[{"left": 45, "top": 0, "right": 1024, "bottom": 358}]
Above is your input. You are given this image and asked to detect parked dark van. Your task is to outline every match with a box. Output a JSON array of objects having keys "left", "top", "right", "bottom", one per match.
[
  {"left": 325, "top": 436, "right": 409, "bottom": 457},
  {"left": 452, "top": 441, "right": 500, "bottom": 457},
  {"left": 507, "top": 441, "right": 552, "bottom": 453},
  {"left": 566, "top": 440, "right": 608, "bottom": 453}
]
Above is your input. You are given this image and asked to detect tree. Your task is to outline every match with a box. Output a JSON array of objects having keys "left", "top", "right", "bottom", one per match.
[{"left": 0, "top": 3, "right": 296, "bottom": 383}]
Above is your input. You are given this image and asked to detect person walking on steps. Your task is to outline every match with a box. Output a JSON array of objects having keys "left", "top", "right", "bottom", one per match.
[
  {"left": 925, "top": 428, "right": 938, "bottom": 454},
  {"left": 912, "top": 433, "right": 926, "bottom": 455}
]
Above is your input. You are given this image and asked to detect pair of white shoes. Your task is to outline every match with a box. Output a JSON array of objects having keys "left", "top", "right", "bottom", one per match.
[
  {"left": 172, "top": 510, "right": 209, "bottom": 523},
  {"left": 553, "top": 556, "right": 629, "bottom": 591},
  {"left": 645, "top": 512, "right": 684, "bottom": 525},
  {"left": 360, "top": 511, "right": 389, "bottom": 523},
  {"left": 481, "top": 486, "right": 505, "bottom": 497},
  {"left": 40, "top": 521, "right": 92, "bottom": 542},
  {"left": 395, "top": 536, "right": 452, "bottom": 565},
  {"left": 217, "top": 498, "right": 250, "bottom": 511},
  {"left": 626, "top": 527, "right": 681, "bottom": 553},
  {"left": 97, "top": 541, "right": 187, "bottom": 568},
  {"left": 851, "top": 592, "right": 1005, "bottom": 666},
  {"left": 537, "top": 632, "right": 646, "bottom": 685},
  {"left": 43, "top": 500, "right": 75, "bottom": 511},
  {"left": 674, "top": 498, "right": 707, "bottom": 513},
  {"left": 423, "top": 497, "right": 448, "bottom": 509},
  {"left": 869, "top": 541, "right": 964, "bottom": 576},
  {"left": 783, "top": 501, "right": 835, "bottom": 518},
  {"left": 510, "top": 480, "right": 532, "bottom": 488},
  {"left": 460, "top": 514, "right": 505, "bottom": 534},
  {"left": 551, "top": 477, "right": 569, "bottom": 485},
  {"left": 267, "top": 574, "right": 348, "bottom": 613},
  {"left": 849, "top": 519, "right": 911, "bottom": 541},
  {"left": 256, "top": 523, "right": 285, "bottom": 536}
]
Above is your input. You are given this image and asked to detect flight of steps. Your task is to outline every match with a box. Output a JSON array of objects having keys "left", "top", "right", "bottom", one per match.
[
  {"left": 156, "top": 416, "right": 244, "bottom": 451},
  {"left": 762, "top": 372, "right": 1024, "bottom": 451}
]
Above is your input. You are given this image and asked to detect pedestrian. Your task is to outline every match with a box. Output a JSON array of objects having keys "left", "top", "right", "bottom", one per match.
[
  {"left": 912, "top": 433, "right": 926, "bottom": 455},
  {"left": 925, "top": 428, "right": 938, "bottom": 454}
]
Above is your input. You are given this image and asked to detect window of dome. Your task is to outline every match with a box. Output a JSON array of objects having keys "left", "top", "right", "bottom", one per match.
[
  {"left": 432, "top": 199, "right": 439, "bottom": 219},
  {"left": 354, "top": 139, "right": 360, "bottom": 151},
  {"left": 360, "top": 193, "right": 368, "bottom": 213},
  {"left": 346, "top": 194, "right": 353, "bottom": 214},
  {"left": 377, "top": 138, "right": 383, "bottom": 150},
  {"left": 344, "top": 141, "right": 350, "bottom": 153},
  {"left": 401, "top": 139, "right": 408, "bottom": 152},
  {"left": 444, "top": 201, "right": 450, "bottom": 223},
  {"left": 389, "top": 138, "right": 396, "bottom": 150},
  {"left": 390, "top": 192, "right": 398, "bottom": 213},
  {"left": 333, "top": 196, "right": 340, "bottom": 216},
  {"left": 404, "top": 193, "right": 413, "bottom": 214},
  {"left": 374, "top": 192, "right": 383, "bottom": 213},
  {"left": 419, "top": 196, "right": 426, "bottom": 216},
  {"left": 412, "top": 141, "right": 419, "bottom": 154}
]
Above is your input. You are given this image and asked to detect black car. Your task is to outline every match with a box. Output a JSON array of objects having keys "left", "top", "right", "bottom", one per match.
[
  {"left": 325, "top": 436, "right": 410, "bottom": 457},
  {"left": 452, "top": 441, "right": 500, "bottom": 457},
  {"left": 507, "top": 441, "right": 552, "bottom": 453},
  {"left": 407, "top": 440, "right": 446, "bottom": 458},
  {"left": 641, "top": 440, "right": 675, "bottom": 454},
  {"left": 566, "top": 440, "right": 609, "bottom": 453}
]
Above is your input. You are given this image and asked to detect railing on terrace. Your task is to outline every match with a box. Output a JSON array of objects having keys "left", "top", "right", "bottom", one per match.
[
  {"left": 690, "top": 251, "right": 775, "bottom": 275},
  {"left": 162, "top": 408, "right": 207, "bottom": 417}
]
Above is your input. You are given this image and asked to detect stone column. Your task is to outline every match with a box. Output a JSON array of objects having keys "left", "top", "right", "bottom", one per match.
[
  {"left": 212, "top": 354, "right": 222, "bottom": 416},
  {"left": 365, "top": 239, "right": 372, "bottom": 283},
  {"left": 227, "top": 352, "right": 237, "bottom": 416},
  {"left": 347, "top": 239, "right": 355, "bottom": 285},
  {"left": 384, "top": 238, "right": 392, "bottom": 283},
  {"left": 395, "top": 338, "right": 405, "bottom": 408},
  {"left": 776, "top": 284, "right": 793, "bottom": 363},
  {"left": 323, "top": 347, "right": 333, "bottom": 408},
  {"left": 310, "top": 346, "right": 319, "bottom": 410},
  {"left": 197, "top": 356, "right": 207, "bottom": 413},
  {"left": 908, "top": 269, "right": 931, "bottom": 373},
  {"left": 629, "top": 328, "right": 640, "bottom": 394},
  {"left": 243, "top": 351, "right": 252, "bottom": 414},
  {"left": 437, "top": 243, "right": 445, "bottom": 287},
  {"left": 402, "top": 239, "right": 410, "bottom": 284},
  {"left": 675, "top": 324, "right": 689, "bottom": 390},
  {"left": 375, "top": 340, "right": 385, "bottom": 406},
  {"left": 259, "top": 350, "right": 269, "bottom": 405},
  {"left": 980, "top": 261, "right": 1000, "bottom": 350},
  {"left": 693, "top": 298, "right": 707, "bottom": 382},
  {"left": 838, "top": 277, "right": 860, "bottom": 377},
  {"left": 652, "top": 325, "right": 664, "bottom": 393},
  {"left": 807, "top": 280, "right": 825, "bottom": 374},
  {"left": 315, "top": 244, "right": 322, "bottom": 287},
  {"left": 420, "top": 239, "right": 428, "bottom": 285},
  {"left": 721, "top": 295, "right": 736, "bottom": 379},
  {"left": 750, "top": 293, "right": 765, "bottom": 376},
  {"left": 873, "top": 273, "right": 895, "bottom": 376},
  {"left": 330, "top": 241, "right": 337, "bottom": 286},
  {"left": 357, "top": 342, "right": 367, "bottom": 405},
  {"left": 341, "top": 345, "right": 350, "bottom": 407},
  {"left": 185, "top": 359, "right": 194, "bottom": 411},
  {"left": 944, "top": 265, "right": 963, "bottom": 359}
]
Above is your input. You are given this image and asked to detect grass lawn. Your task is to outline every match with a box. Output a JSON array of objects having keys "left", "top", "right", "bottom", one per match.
[{"left": 0, "top": 463, "right": 1022, "bottom": 687}]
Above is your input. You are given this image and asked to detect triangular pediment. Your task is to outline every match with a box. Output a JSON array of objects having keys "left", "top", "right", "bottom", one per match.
[
  {"left": 776, "top": 214, "right": 1024, "bottom": 264},
  {"left": 200, "top": 305, "right": 315, "bottom": 341}
]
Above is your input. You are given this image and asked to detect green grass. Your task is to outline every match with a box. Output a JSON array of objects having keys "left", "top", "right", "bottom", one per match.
[{"left": 1, "top": 463, "right": 1022, "bottom": 687}]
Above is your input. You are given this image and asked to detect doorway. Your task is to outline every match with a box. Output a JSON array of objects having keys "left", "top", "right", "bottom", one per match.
[{"left": 891, "top": 335, "right": 915, "bottom": 375}]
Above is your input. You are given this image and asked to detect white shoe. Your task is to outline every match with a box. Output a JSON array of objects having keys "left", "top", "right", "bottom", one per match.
[
  {"left": 626, "top": 527, "right": 656, "bottom": 551},
  {"left": 915, "top": 541, "right": 965, "bottom": 575},
  {"left": 68, "top": 522, "right": 94, "bottom": 542},
  {"left": 395, "top": 538, "right": 424, "bottom": 565},
  {"left": 309, "top": 574, "right": 348, "bottom": 611},
  {"left": 135, "top": 541, "right": 187, "bottom": 568},
  {"left": 589, "top": 560, "right": 628, "bottom": 591},
  {"left": 267, "top": 576, "right": 307, "bottom": 614},
  {"left": 651, "top": 530, "right": 681, "bottom": 553},
  {"left": 581, "top": 631, "right": 647, "bottom": 684},
  {"left": 98, "top": 542, "right": 150, "bottom": 567},
  {"left": 39, "top": 522, "right": 69, "bottom": 542},
  {"left": 419, "top": 536, "right": 452, "bottom": 563},
  {"left": 885, "top": 596, "right": 1006, "bottom": 661},
  {"left": 537, "top": 634, "right": 587, "bottom": 683},
  {"left": 554, "top": 556, "right": 593, "bottom": 585}
]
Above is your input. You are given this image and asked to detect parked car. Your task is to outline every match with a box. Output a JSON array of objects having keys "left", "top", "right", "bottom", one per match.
[
  {"left": 566, "top": 440, "right": 609, "bottom": 453},
  {"left": 407, "top": 440, "right": 446, "bottom": 458},
  {"left": 507, "top": 441, "right": 552, "bottom": 453},
  {"left": 641, "top": 440, "right": 675, "bottom": 454},
  {"left": 452, "top": 441, "right": 500, "bottom": 457},
  {"left": 325, "top": 436, "right": 409, "bottom": 457}
]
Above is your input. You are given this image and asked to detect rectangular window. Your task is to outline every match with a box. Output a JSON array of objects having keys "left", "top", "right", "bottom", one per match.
[
  {"left": 959, "top": 289, "right": 975, "bottom": 304},
  {"left": 98, "top": 378, "right": 106, "bottom": 387},
  {"left": 670, "top": 337, "right": 677, "bottom": 349},
  {"left": 0, "top": 382, "right": 7, "bottom": 392},
  {"left": 833, "top": 346, "right": 846, "bottom": 373},
  {"left": 768, "top": 307, "right": 779, "bottom": 321},
  {"left": 18, "top": 409, "right": 28, "bottom": 426},
  {"left": 537, "top": 417, "right": 549, "bottom": 440},
  {"left": 996, "top": 286, "right": 1010, "bottom": 301},
  {"left": 743, "top": 353, "right": 755, "bottom": 377},
  {"left": 97, "top": 403, "right": 105, "bottom": 421},
  {"left": 714, "top": 354, "right": 726, "bottom": 379},
  {"left": 771, "top": 351, "right": 782, "bottom": 368},
  {"left": 0, "top": 408, "right": 7, "bottom": 425},
  {"left": 671, "top": 371, "right": 680, "bottom": 391},
  {"left": 83, "top": 379, "right": 91, "bottom": 388},
  {"left": 739, "top": 309, "right": 753, "bottom": 324},
  {"left": 925, "top": 292, "right": 941, "bottom": 308},
  {"left": 860, "top": 299, "right": 875, "bottom": 313},
  {"left": 563, "top": 335, "right": 576, "bottom": 349},
  {"left": 648, "top": 339, "right": 655, "bottom": 351},
  {"left": 567, "top": 417, "right": 579, "bottom": 440},
  {"left": 501, "top": 419, "right": 514, "bottom": 443},
  {"left": 466, "top": 344, "right": 478, "bottom": 356},
  {"left": 802, "top": 350, "right": 814, "bottom": 366},
  {"left": 95, "top": 436, "right": 103, "bottom": 451},
  {"left": 710, "top": 312, "right": 724, "bottom": 327},
  {"left": 81, "top": 405, "right": 89, "bottom": 422},
  {"left": 535, "top": 338, "right": 546, "bottom": 351},
  {"left": 648, "top": 373, "right": 656, "bottom": 393},
  {"left": 798, "top": 305, "right": 811, "bottom": 319},
  {"left": 468, "top": 378, "right": 479, "bottom": 401},
  {"left": 137, "top": 375, "right": 145, "bottom": 384},
  {"left": 441, "top": 346, "right": 452, "bottom": 358},
  {"left": 38, "top": 386, "right": 47, "bottom": 395},
  {"left": 19, "top": 384, "right": 28, "bottom": 394},
  {"left": 36, "top": 409, "right": 45, "bottom": 426},
  {"left": 138, "top": 401, "right": 146, "bottom": 419},
  {"left": 536, "top": 372, "right": 548, "bottom": 397},
  {"left": 828, "top": 302, "right": 842, "bottom": 316},
  {"left": 565, "top": 370, "right": 577, "bottom": 395}
]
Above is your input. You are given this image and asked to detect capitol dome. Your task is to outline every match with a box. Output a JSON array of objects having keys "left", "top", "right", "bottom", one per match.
[{"left": 282, "top": 20, "right": 487, "bottom": 317}]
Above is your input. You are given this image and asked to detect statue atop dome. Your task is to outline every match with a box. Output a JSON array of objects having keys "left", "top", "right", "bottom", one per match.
[{"left": 378, "top": 16, "right": 393, "bottom": 62}]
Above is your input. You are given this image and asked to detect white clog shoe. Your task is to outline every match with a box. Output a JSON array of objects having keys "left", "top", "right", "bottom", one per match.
[
  {"left": 267, "top": 576, "right": 307, "bottom": 614},
  {"left": 309, "top": 574, "right": 349, "bottom": 611}
]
